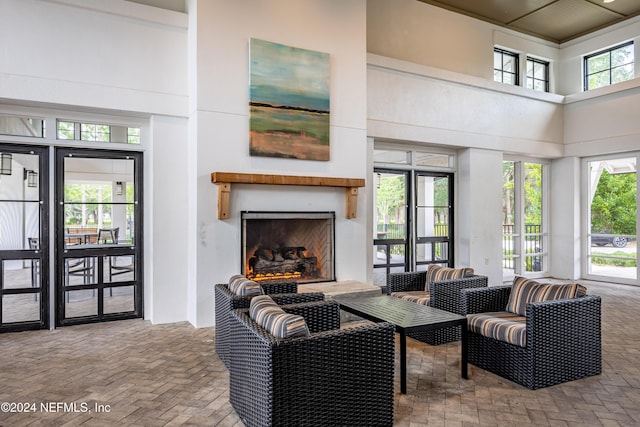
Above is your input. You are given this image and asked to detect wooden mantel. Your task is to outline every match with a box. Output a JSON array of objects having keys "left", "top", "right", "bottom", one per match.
[{"left": 211, "top": 172, "right": 365, "bottom": 220}]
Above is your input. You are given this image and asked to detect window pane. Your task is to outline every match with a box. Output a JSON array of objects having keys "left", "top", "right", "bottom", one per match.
[
  {"left": 493, "top": 70, "right": 503, "bottom": 83},
  {"left": 534, "top": 64, "right": 545, "bottom": 80},
  {"left": 503, "top": 55, "right": 516, "bottom": 72},
  {"left": 373, "top": 150, "right": 410, "bottom": 164},
  {"left": 588, "top": 70, "right": 610, "bottom": 90},
  {"left": 415, "top": 152, "right": 450, "bottom": 167},
  {"left": 587, "top": 52, "right": 610, "bottom": 74},
  {"left": 494, "top": 51, "right": 502, "bottom": 69},
  {"left": 534, "top": 80, "right": 546, "bottom": 91},
  {"left": 505, "top": 73, "right": 517, "bottom": 85},
  {"left": 526, "top": 77, "right": 534, "bottom": 89},
  {"left": 612, "top": 64, "right": 634, "bottom": 84},
  {"left": 526, "top": 60, "right": 534, "bottom": 76},
  {"left": 57, "top": 121, "right": 75, "bottom": 139},
  {"left": 0, "top": 115, "right": 44, "bottom": 138},
  {"left": 612, "top": 45, "right": 633, "bottom": 67}
]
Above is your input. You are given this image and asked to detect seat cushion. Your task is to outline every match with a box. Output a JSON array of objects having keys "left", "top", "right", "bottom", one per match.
[
  {"left": 505, "top": 277, "right": 587, "bottom": 316},
  {"left": 467, "top": 311, "right": 527, "bottom": 347},
  {"left": 425, "top": 265, "right": 474, "bottom": 290},
  {"left": 249, "top": 295, "right": 309, "bottom": 339},
  {"left": 391, "top": 291, "right": 430, "bottom": 305}
]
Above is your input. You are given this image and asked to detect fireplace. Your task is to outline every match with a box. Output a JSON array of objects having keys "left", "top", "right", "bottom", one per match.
[{"left": 241, "top": 211, "right": 335, "bottom": 284}]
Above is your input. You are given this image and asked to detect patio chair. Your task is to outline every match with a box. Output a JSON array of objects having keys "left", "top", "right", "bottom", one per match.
[
  {"left": 214, "top": 281, "right": 324, "bottom": 368},
  {"left": 228, "top": 299, "right": 395, "bottom": 427},
  {"left": 386, "top": 266, "right": 488, "bottom": 345},
  {"left": 461, "top": 279, "right": 602, "bottom": 389}
]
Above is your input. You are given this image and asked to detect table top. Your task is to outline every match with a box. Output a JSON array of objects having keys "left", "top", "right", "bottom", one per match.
[{"left": 335, "top": 294, "right": 465, "bottom": 330}]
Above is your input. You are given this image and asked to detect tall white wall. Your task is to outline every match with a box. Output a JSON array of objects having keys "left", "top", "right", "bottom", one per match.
[
  {"left": 457, "top": 149, "right": 503, "bottom": 285},
  {"left": 193, "top": 0, "right": 368, "bottom": 327}
]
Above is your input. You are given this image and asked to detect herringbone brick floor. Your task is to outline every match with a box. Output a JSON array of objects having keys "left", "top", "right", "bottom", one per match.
[{"left": 0, "top": 279, "right": 638, "bottom": 426}]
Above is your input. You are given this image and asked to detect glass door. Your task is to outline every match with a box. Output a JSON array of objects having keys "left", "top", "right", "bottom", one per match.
[
  {"left": 56, "top": 148, "right": 143, "bottom": 326},
  {"left": 585, "top": 156, "right": 637, "bottom": 282},
  {"left": 415, "top": 173, "right": 453, "bottom": 271},
  {"left": 373, "top": 170, "right": 409, "bottom": 285},
  {"left": 373, "top": 169, "right": 454, "bottom": 286},
  {"left": 0, "top": 144, "right": 49, "bottom": 332}
]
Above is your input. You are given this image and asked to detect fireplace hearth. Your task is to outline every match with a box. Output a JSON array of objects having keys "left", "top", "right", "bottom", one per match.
[{"left": 241, "top": 211, "right": 335, "bottom": 284}]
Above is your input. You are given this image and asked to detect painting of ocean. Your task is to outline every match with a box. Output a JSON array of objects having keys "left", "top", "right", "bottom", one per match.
[{"left": 249, "top": 38, "right": 330, "bottom": 161}]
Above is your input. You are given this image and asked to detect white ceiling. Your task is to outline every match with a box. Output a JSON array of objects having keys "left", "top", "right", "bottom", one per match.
[{"left": 418, "top": 0, "right": 640, "bottom": 44}]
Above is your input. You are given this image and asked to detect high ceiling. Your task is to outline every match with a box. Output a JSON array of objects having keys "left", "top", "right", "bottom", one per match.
[
  {"left": 418, "top": 0, "right": 640, "bottom": 44},
  {"left": 125, "top": 0, "right": 640, "bottom": 44}
]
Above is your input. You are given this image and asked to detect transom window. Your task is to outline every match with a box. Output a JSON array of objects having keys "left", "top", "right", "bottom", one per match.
[
  {"left": 584, "top": 42, "right": 634, "bottom": 91},
  {"left": 526, "top": 57, "right": 549, "bottom": 92},
  {"left": 57, "top": 120, "right": 141, "bottom": 144},
  {"left": 494, "top": 48, "right": 519, "bottom": 85}
]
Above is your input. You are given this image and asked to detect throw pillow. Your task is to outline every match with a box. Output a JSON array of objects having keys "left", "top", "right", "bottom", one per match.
[
  {"left": 229, "top": 276, "right": 263, "bottom": 297},
  {"left": 425, "top": 265, "right": 475, "bottom": 290},
  {"left": 249, "top": 295, "right": 310, "bottom": 339},
  {"left": 505, "top": 276, "right": 587, "bottom": 316}
]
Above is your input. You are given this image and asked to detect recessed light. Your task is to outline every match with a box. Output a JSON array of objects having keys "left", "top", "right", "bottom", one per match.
[{"left": 604, "top": 0, "right": 615, "bottom": 3}]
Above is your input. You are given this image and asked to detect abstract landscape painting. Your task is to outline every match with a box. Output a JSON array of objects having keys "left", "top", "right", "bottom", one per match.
[{"left": 249, "top": 38, "right": 330, "bottom": 161}]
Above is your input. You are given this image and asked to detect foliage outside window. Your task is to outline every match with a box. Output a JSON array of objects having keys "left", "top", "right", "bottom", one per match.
[
  {"left": 584, "top": 42, "right": 634, "bottom": 91},
  {"left": 494, "top": 48, "right": 519, "bottom": 85},
  {"left": 526, "top": 57, "right": 549, "bottom": 92},
  {"left": 57, "top": 120, "right": 140, "bottom": 144},
  {"left": 590, "top": 169, "right": 636, "bottom": 236}
]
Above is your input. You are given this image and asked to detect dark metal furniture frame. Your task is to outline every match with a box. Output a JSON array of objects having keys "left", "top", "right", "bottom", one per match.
[
  {"left": 386, "top": 271, "right": 488, "bottom": 345},
  {"left": 229, "top": 300, "right": 395, "bottom": 427},
  {"left": 461, "top": 285, "right": 602, "bottom": 390},
  {"left": 336, "top": 295, "right": 468, "bottom": 394},
  {"left": 214, "top": 282, "right": 324, "bottom": 368}
]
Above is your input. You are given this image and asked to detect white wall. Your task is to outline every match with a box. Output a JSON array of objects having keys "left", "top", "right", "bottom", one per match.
[
  {"left": 193, "top": 0, "right": 368, "bottom": 327},
  {"left": 457, "top": 149, "right": 503, "bottom": 285},
  {"left": 549, "top": 157, "right": 581, "bottom": 280}
]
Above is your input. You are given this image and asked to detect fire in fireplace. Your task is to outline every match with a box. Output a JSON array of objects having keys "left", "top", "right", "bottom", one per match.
[{"left": 241, "top": 211, "right": 335, "bottom": 284}]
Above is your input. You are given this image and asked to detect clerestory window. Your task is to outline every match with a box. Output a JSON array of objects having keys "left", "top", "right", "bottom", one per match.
[{"left": 584, "top": 42, "right": 634, "bottom": 91}]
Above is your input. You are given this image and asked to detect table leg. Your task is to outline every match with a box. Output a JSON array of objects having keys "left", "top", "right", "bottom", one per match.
[
  {"left": 400, "top": 330, "right": 407, "bottom": 394},
  {"left": 461, "top": 319, "right": 468, "bottom": 379}
]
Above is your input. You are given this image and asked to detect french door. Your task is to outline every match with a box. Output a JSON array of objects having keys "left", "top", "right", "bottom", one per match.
[
  {"left": 373, "top": 169, "right": 454, "bottom": 286},
  {"left": 0, "top": 144, "right": 49, "bottom": 332},
  {"left": 55, "top": 148, "right": 143, "bottom": 326}
]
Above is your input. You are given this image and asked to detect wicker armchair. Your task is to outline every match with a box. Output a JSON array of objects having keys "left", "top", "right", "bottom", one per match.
[
  {"left": 461, "top": 285, "right": 602, "bottom": 389},
  {"left": 214, "top": 282, "right": 324, "bottom": 368},
  {"left": 386, "top": 270, "right": 488, "bottom": 345},
  {"left": 229, "top": 300, "right": 395, "bottom": 427}
]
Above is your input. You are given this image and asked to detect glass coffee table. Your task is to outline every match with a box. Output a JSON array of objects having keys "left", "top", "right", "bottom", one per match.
[{"left": 335, "top": 294, "right": 468, "bottom": 394}]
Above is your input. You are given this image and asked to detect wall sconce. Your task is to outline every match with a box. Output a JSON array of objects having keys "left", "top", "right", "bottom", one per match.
[
  {"left": 27, "top": 170, "right": 38, "bottom": 188},
  {"left": 0, "top": 153, "right": 12, "bottom": 175},
  {"left": 115, "top": 181, "right": 124, "bottom": 196}
]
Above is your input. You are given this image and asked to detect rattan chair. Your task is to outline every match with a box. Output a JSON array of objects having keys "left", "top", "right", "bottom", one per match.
[
  {"left": 386, "top": 270, "right": 488, "bottom": 345},
  {"left": 461, "top": 285, "right": 602, "bottom": 389},
  {"left": 214, "top": 282, "right": 324, "bottom": 368},
  {"left": 229, "top": 300, "right": 395, "bottom": 427}
]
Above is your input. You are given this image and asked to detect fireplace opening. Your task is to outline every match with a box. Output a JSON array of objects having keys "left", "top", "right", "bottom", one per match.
[{"left": 241, "top": 211, "right": 335, "bottom": 284}]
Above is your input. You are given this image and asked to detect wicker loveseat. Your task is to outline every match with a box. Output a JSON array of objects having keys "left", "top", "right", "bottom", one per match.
[
  {"left": 386, "top": 266, "right": 488, "bottom": 345},
  {"left": 214, "top": 279, "right": 324, "bottom": 368},
  {"left": 228, "top": 298, "right": 395, "bottom": 427},
  {"left": 461, "top": 277, "right": 602, "bottom": 389}
]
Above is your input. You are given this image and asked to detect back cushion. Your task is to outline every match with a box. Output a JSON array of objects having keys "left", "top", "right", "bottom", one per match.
[
  {"left": 505, "top": 276, "right": 587, "bottom": 316},
  {"left": 425, "top": 265, "right": 474, "bottom": 290},
  {"left": 249, "top": 295, "right": 310, "bottom": 339},
  {"left": 229, "top": 275, "right": 263, "bottom": 297}
]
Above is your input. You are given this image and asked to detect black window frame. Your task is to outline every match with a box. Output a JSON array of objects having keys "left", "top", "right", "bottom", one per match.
[
  {"left": 584, "top": 41, "right": 634, "bottom": 91},
  {"left": 526, "top": 57, "right": 550, "bottom": 92},
  {"left": 494, "top": 48, "right": 519, "bottom": 86}
]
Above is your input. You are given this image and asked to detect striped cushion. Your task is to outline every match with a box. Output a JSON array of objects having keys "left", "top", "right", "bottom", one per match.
[
  {"left": 425, "top": 265, "right": 474, "bottom": 290},
  {"left": 391, "top": 291, "right": 430, "bottom": 305},
  {"left": 467, "top": 311, "right": 527, "bottom": 347},
  {"left": 505, "top": 277, "right": 587, "bottom": 316},
  {"left": 249, "top": 295, "right": 309, "bottom": 339},
  {"left": 229, "top": 275, "right": 263, "bottom": 297}
]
